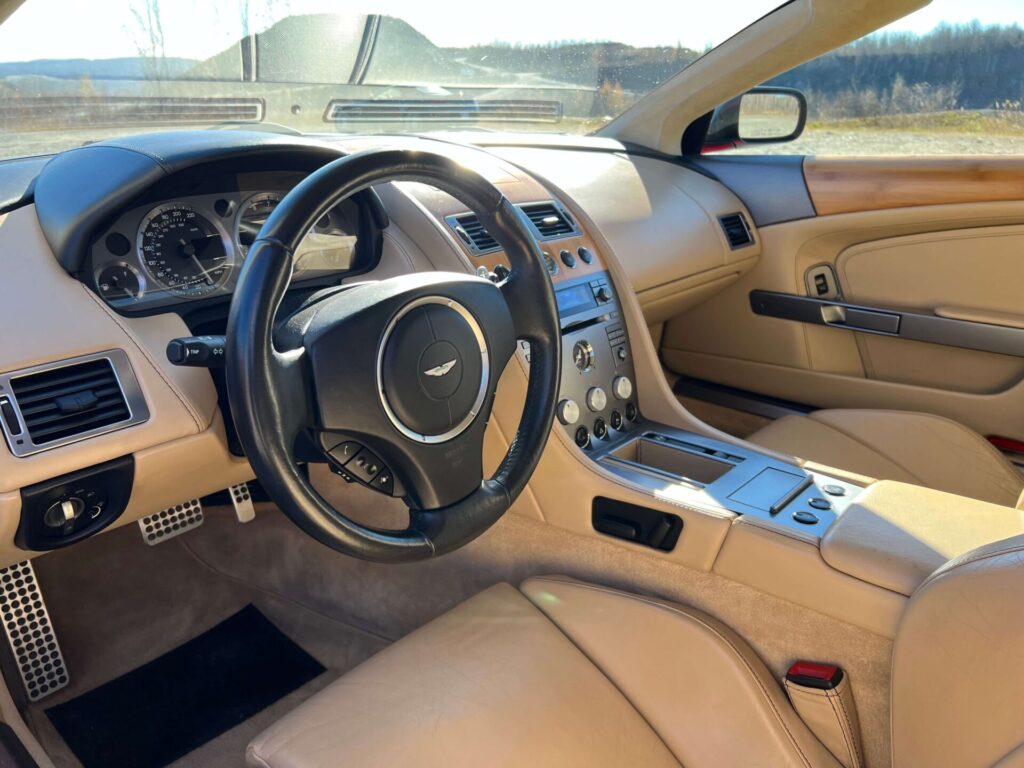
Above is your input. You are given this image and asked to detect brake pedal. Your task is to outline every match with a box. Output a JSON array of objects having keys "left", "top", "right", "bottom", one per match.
[
  {"left": 138, "top": 499, "right": 203, "bottom": 545},
  {"left": 0, "top": 560, "right": 69, "bottom": 702},
  {"left": 229, "top": 483, "right": 255, "bottom": 523}
]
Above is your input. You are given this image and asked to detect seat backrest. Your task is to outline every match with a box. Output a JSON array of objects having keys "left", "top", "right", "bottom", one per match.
[{"left": 892, "top": 534, "right": 1024, "bottom": 768}]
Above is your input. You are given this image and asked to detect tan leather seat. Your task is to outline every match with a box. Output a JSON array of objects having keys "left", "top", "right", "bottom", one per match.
[
  {"left": 247, "top": 576, "right": 842, "bottom": 768},
  {"left": 748, "top": 409, "right": 1024, "bottom": 506},
  {"left": 249, "top": 539, "right": 1024, "bottom": 768}
]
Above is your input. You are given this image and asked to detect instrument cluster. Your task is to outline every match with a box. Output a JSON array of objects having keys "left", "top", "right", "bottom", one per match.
[{"left": 90, "top": 185, "right": 361, "bottom": 312}]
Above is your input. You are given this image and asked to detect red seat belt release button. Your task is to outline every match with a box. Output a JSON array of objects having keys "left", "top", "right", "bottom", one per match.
[{"left": 786, "top": 661, "right": 844, "bottom": 690}]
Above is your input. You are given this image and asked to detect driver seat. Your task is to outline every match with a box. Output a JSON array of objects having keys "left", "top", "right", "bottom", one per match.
[{"left": 247, "top": 540, "right": 1024, "bottom": 768}]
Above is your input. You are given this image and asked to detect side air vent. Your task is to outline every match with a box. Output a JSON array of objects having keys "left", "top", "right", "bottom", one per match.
[
  {"left": 0, "top": 351, "right": 149, "bottom": 457},
  {"left": 445, "top": 201, "right": 579, "bottom": 255},
  {"left": 719, "top": 212, "right": 754, "bottom": 249},
  {"left": 323, "top": 99, "right": 562, "bottom": 124},
  {"left": 519, "top": 202, "right": 579, "bottom": 239},
  {"left": 446, "top": 213, "right": 500, "bottom": 255}
]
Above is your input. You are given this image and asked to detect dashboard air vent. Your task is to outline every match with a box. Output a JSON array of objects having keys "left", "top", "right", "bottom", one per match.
[
  {"left": 719, "top": 212, "right": 754, "bottom": 249},
  {"left": 447, "top": 213, "right": 500, "bottom": 254},
  {"left": 520, "top": 202, "right": 578, "bottom": 239},
  {"left": 323, "top": 99, "right": 562, "bottom": 124},
  {"left": 0, "top": 351, "right": 149, "bottom": 457}
]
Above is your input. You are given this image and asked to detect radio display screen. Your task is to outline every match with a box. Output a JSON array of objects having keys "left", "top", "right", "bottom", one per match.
[{"left": 555, "top": 283, "right": 596, "bottom": 317}]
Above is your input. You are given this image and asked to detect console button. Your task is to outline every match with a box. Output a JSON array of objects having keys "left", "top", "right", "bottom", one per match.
[
  {"left": 792, "top": 510, "right": 820, "bottom": 525},
  {"left": 808, "top": 498, "right": 833, "bottom": 511},
  {"left": 595, "top": 286, "right": 611, "bottom": 303},
  {"left": 586, "top": 387, "right": 607, "bottom": 412},
  {"left": 572, "top": 340, "right": 595, "bottom": 372},
  {"left": 574, "top": 426, "right": 591, "bottom": 448},
  {"left": 557, "top": 399, "right": 581, "bottom": 426},
  {"left": 577, "top": 246, "right": 594, "bottom": 264},
  {"left": 559, "top": 249, "right": 576, "bottom": 268},
  {"left": 612, "top": 376, "right": 633, "bottom": 400},
  {"left": 822, "top": 484, "right": 847, "bottom": 497},
  {"left": 625, "top": 402, "right": 638, "bottom": 422},
  {"left": 610, "top": 410, "right": 623, "bottom": 430},
  {"left": 593, "top": 418, "right": 608, "bottom": 439}
]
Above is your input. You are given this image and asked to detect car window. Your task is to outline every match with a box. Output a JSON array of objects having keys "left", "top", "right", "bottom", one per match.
[{"left": 723, "top": 0, "right": 1024, "bottom": 156}]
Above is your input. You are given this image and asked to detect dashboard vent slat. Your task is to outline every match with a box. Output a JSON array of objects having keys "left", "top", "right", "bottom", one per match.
[
  {"left": 719, "top": 212, "right": 754, "bottom": 249},
  {"left": 519, "top": 202, "right": 578, "bottom": 239},
  {"left": 10, "top": 359, "right": 130, "bottom": 446},
  {"left": 324, "top": 99, "right": 562, "bottom": 124},
  {"left": 448, "top": 213, "right": 500, "bottom": 254}
]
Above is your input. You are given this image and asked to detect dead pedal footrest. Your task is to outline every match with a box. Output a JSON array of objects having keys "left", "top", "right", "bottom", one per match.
[
  {"left": 0, "top": 560, "right": 69, "bottom": 702},
  {"left": 138, "top": 499, "right": 203, "bottom": 545}
]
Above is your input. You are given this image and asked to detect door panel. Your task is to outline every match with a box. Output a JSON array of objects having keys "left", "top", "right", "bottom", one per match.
[{"left": 661, "top": 157, "right": 1024, "bottom": 440}]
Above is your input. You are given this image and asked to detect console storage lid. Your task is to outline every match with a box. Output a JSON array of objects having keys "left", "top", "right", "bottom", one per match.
[{"left": 821, "top": 481, "right": 1024, "bottom": 596}]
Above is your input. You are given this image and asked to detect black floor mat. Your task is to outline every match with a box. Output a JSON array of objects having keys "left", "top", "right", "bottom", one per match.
[{"left": 46, "top": 605, "right": 326, "bottom": 768}]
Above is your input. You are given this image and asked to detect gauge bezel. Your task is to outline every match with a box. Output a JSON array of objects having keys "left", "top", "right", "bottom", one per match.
[
  {"left": 94, "top": 260, "right": 146, "bottom": 303},
  {"left": 136, "top": 202, "right": 235, "bottom": 297},
  {"left": 234, "top": 192, "right": 283, "bottom": 259}
]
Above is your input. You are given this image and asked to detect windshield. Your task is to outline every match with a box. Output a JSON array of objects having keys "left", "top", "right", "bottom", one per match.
[{"left": 0, "top": 0, "right": 783, "bottom": 160}]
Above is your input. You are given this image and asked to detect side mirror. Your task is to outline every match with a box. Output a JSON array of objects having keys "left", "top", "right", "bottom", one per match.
[{"left": 702, "top": 87, "right": 806, "bottom": 153}]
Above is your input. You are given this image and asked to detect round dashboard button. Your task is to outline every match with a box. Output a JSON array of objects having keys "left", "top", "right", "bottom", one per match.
[
  {"left": 559, "top": 249, "right": 577, "bottom": 268},
  {"left": 792, "top": 510, "right": 820, "bottom": 525},
  {"left": 808, "top": 498, "right": 833, "bottom": 511},
  {"left": 577, "top": 246, "right": 594, "bottom": 264},
  {"left": 822, "top": 484, "right": 847, "bottom": 497}
]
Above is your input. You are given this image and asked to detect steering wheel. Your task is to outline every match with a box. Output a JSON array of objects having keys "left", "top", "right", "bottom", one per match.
[{"left": 225, "top": 148, "right": 561, "bottom": 562}]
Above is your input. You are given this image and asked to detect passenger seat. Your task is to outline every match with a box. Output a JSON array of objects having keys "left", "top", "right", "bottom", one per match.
[{"left": 747, "top": 409, "right": 1024, "bottom": 507}]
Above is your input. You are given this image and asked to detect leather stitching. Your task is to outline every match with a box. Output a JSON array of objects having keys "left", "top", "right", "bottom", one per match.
[
  {"left": 831, "top": 688, "right": 863, "bottom": 768},
  {"left": 79, "top": 284, "right": 206, "bottom": 431},
  {"left": 528, "top": 577, "right": 817, "bottom": 768}
]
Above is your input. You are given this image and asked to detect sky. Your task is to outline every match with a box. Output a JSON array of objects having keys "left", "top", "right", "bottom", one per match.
[{"left": 0, "top": 0, "right": 1021, "bottom": 63}]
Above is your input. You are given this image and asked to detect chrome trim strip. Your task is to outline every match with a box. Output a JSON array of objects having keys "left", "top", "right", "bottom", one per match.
[{"left": 375, "top": 297, "right": 489, "bottom": 445}]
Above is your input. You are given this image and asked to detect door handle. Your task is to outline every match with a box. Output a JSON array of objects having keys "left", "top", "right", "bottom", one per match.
[{"left": 820, "top": 304, "right": 901, "bottom": 334}]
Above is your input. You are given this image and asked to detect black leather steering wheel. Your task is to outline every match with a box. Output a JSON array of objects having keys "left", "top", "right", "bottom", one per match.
[{"left": 226, "top": 148, "right": 561, "bottom": 562}]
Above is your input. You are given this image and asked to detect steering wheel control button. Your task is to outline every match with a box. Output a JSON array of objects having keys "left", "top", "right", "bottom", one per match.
[
  {"left": 822, "top": 484, "right": 847, "bottom": 497},
  {"left": 379, "top": 298, "right": 488, "bottom": 443},
  {"left": 574, "top": 426, "right": 591, "bottom": 448},
  {"left": 792, "top": 510, "right": 820, "bottom": 526},
  {"left": 373, "top": 470, "right": 395, "bottom": 495},
  {"left": 557, "top": 399, "right": 581, "bottom": 426},
  {"left": 593, "top": 418, "right": 608, "bottom": 440},
  {"left": 586, "top": 387, "right": 608, "bottom": 412},
  {"left": 328, "top": 441, "right": 363, "bottom": 467},
  {"left": 808, "top": 498, "right": 833, "bottom": 511},
  {"left": 577, "top": 246, "right": 594, "bottom": 264},
  {"left": 559, "top": 249, "right": 577, "bottom": 268},
  {"left": 348, "top": 449, "right": 383, "bottom": 484},
  {"left": 612, "top": 376, "right": 634, "bottom": 400}
]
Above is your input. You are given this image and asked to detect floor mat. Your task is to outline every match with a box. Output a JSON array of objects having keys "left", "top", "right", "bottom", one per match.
[{"left": 45, "top": 605, "right": 325, "bottom": 768}]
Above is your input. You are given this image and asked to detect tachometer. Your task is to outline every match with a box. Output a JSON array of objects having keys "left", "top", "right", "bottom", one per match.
[
  {"left": 235, "top": 192, "right": 282, "bottom": 257},
  {"left": 137, "top": 203, "right": 233, "bottom": 297}
]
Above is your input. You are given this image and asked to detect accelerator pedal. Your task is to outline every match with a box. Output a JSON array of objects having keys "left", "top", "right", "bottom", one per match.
[
  {"left": 0, "top": 560, "right": 69, "bottom": 701},
  {"left": 138, "top": 499, "right": 203, "bottom": 545},
  {"left": 229, "top": 483, "right": 255, "bottom": 523}
]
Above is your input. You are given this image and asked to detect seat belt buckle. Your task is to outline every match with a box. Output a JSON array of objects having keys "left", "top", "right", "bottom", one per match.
[
  {"left": 786, "top": 660, "right": 844, "bottom": 690},
  {"left": 784, "top": 661, "right": 863, "bottom": 768}
]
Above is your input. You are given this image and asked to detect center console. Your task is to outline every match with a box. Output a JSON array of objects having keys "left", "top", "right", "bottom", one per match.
[{"left": 521, "top": 265, "right": 863, "bottom": 543}]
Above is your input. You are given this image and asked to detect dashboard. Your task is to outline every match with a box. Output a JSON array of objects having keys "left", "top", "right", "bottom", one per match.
[{"left": 88, "top": 170, "right": 371, "bottom": 313}]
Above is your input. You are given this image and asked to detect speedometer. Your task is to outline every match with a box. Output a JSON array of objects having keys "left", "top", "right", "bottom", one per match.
[{"left": 137, "top": 203, "right": 233, "bottom": 297}]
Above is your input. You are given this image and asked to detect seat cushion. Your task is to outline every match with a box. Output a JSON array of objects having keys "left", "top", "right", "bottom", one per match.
[
  {"left": 748, "top": 409, "right": 1024, "bottom": 507},
  {"left": 247, "top": 578, "right": 841, "bottom": 768}
]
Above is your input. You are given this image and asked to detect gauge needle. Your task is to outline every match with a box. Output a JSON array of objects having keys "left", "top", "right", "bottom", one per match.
[{"left": 190, "top": 255, "right": 224, "bottom": 285}]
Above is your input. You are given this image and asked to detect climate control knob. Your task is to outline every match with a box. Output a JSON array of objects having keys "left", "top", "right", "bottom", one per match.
[
  {"left": 556, "top": 399, "right": 581, "bottom": 425},
  {"left": 612, "top": 376, "right": 633, "bottom": 400},
  {"left": 586, "top": 387, "right": 607, "bottom": 412}
]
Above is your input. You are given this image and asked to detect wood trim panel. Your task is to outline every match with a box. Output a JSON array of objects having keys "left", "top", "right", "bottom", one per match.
[{"left": 804, "top": 157, "right": 1024, "bottom": 215}]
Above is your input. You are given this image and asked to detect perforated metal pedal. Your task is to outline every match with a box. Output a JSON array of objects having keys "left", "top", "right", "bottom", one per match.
[
  {"left": 229, "top": 483, "right": 255, "bottom": 523},
  {"left": 0, "top": 560, "right": 69, "bottom": 702},
  {"left": 138, "top": 499, "right": 203, "bottom": 545}
]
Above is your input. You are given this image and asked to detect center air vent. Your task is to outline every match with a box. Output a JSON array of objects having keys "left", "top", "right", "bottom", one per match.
[
  {"left": 719, "top": 212, "right": 754, "bottom": 249},
  {"left": 519, "top": 202, "right": 578, "bottom": 239},
  {"left": 446, "top": 201, "right": 579, "bottom": 256},
  {"left": 0, "top": 351, "right": 149, "bottom": 457}
]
